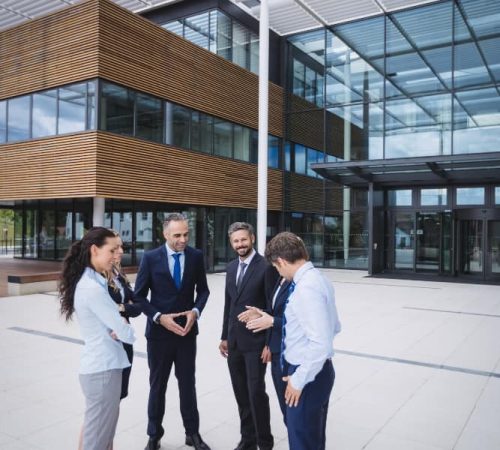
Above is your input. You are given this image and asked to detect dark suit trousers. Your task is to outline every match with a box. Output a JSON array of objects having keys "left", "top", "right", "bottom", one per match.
[
  {"left": 228, "top": 346, "right": 273, "bottom": 448},
  {"left": 120, "top": 342, "right": 134, "bottom": 400},
  {"left": 270, "top": 352, "right": 286, "bottom": 422},
  {"left": 285, "top": 360, "right": 334, "bottom": 450},
  {"left": 147, "top": 334, "right": 199, "bottom": 439}
]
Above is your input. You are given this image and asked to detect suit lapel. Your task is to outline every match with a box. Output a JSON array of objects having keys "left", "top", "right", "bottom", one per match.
[
  {"left": 181, "top": 247, "right": 193, "bottom": 289},
  {"left": 160, "top": 245, "right": 177, "bottom": 288},
  {"left": 234, "top": 253, "right": 260, "bottom": 300}
]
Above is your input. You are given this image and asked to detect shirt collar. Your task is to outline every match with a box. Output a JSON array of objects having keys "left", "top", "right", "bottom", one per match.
[
  {"left": 292, "top": 261, "right": 314, "bottom": 285},
  {"left": 239, "top": 248, "right": 256, "bottom": 266},
  {"left": 84, "top": 266, "right": 107, "bottom": 287},
  {"left": 165, "top": 243, "right": 184, "bottom": 256}
]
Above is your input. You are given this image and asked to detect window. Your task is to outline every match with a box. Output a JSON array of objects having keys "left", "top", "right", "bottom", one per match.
[
  {"left": 167, "top": 103, "right": 191, "bottom": 148},
  {"left": 7, "top": 96, "right": 30, "bottom": 142},
  {"left": 268, "top": 135, "right": 280, "bottom": 168},
  {"left": 191, "top": 111, "right": 213, "bottom": 154},
  {"left": 234, "top": 124, "right": 251, "bottom": 161},
  {"left": 388, "top": 189, "right": 412, "bottom": 206},
  {"left": 58, "top": 83, "right": 87, "bottom": 134},
  {"left": 213, "top": 119, "right": 232, "bottom": 158},
  {"left": 456, "top": 187, "right": 485, "bottom": 205},
  {"left": 32, "top": 90, "right": 57, "bottom": 138},
  {"left": 295, "top": 144, "right": 307, "bottom": 174},
  {"left": 421, "top": 188, "right": 447, "bottom": 206},
  {"left": 136, "top": 93, "right": 163, "bottom": 142},
  {"left": 0, "top": 101, "right": 6, "bottom": 143},
  {"left": 100, "top": 83, "right": 134, "bottom": 136},
  {"left": 496, "top": 187, "right": 500, "bottom": 205}
]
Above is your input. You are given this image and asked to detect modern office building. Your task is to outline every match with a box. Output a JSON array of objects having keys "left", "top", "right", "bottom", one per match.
[{"left": 0, "top": 0, "right": 499, "bottom": 281}]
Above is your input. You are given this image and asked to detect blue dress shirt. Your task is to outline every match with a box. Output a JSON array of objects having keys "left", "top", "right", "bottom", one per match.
[
  {"left": 283, "top": 261, "right": 341, "bottom": 390},
  {"left": 75, "top": 267, "right": 136, "bottom": 374}
]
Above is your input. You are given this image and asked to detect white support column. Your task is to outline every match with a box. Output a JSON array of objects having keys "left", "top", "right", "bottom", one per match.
[
  {"left": 257, "top": 0, "right": 269, "bottom": 255},
  {"left": 92, "top": 197, "right": 105, "bottom": 227}
]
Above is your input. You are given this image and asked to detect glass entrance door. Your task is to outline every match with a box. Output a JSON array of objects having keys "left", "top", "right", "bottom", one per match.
[
  {"left": 394, "top": 213, "right": 414, "bottom": 270},
  {"left": 416, "top": 213, "right": 440, "bottom": 272},
  {"left": 459, "top": 220, "right": 484, "bottom": 276},
  {"left": 486, "top": 221, "right": 500, "bottom": 279}
]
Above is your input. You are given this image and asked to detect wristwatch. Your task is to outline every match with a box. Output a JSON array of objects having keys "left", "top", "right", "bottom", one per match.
[
  {"left": 118, "top": 304, "right": 125, "bottom": 313},
  {"left": 154, "top": 314, "right": 162, "bottom": 324}
]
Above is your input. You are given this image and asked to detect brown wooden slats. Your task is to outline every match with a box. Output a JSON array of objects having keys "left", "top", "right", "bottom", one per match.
[
  {"left": 95, "top": 132, "right": 283, "bottom": 210},
  {"left": 0, "top": 0, "right": 100, "bottom": 100},
  {"left": 0, "top": 0, "right": 284, "bottom": 136},
  {"left": 285, "top": 173, "right": 325, "bottom": 213},
  {"left": 96, "top": 0, "right": 283, "bottom": 136},
  {"left": 0, "top": 133, "right": 98, "bottom": 200}
]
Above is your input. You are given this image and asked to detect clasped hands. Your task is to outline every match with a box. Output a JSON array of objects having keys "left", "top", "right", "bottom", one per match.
[{"left": 159, "top": 310, "right": 197, "bottom": 336}]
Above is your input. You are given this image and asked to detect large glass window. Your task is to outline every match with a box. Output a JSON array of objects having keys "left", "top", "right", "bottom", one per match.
[
  {"left": 233, "top": 21, "right": 249, "bottom": 69},
  {"left": 213, "top": 119, "right": 232, "bottom": 158},
  {"left": 7, "top": 96, "right": 30, "bottom": 142},
  {"left": 191, "top": 111, "right": 213, "bottom": 154},
  {"left": 167, "top": 103, "right": 191, "bottom": 148},
  {"left": 32, "top": 90, "right": 57, "bottom": 138},
  {"left": 0, "top": 101, "right": 6, "bottom": 143},
  {"left": 268, "top": 135, "right": 280, "bottom": 168},
  {"left": 456, "top": 187, "right": 485, "bottom": 205},
  {"left": 421, "top": 188, "right": 447, "bottom": 206},
  {"left": 58, "top": 83, "right": 87, "bottom": 134},
  {"left": 100, "top": 82, "right": 134, "bottom": 136},
  {"left": 136, "top": 93, "right": 163, "bottom": 142},
  {"left": 388, "top": 189, "right": 412, "bottom": 206},
  {"left": 184, "top": 13, "right": 210, "bottom": 50},
  {"left": 233, "top": 124, "right": 251, "bottom": 162}
]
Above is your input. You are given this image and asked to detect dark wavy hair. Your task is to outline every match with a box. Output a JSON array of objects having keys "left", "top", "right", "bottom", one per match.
[{"left": 59, "top": 227, "right": 116, "bottom": 321}]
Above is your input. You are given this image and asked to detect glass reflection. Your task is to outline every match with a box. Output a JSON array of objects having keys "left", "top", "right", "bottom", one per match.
[
  {"left": 136, "top": 93, "right": 163, "bottom": 142},
  {"left": 58, "top": 83, "right": 87, "bottom": 134},
  {"left": 32, "top": 90, "right": 57, "bottom": 138},
  {"left": 213, "top": 119, "right": 232, "bottom": 158},
  {"left": 421, "top": 188, "right": 447, "bottom": 206},
  {"left": 7, "top": 96, "right": 30, "bottom": 142},
  {"left": 0, "top": 101, "right": 6, "bottom": 143},
  {"left": 456, "top": 187, "right": 485, "bottom": 205},
  {"left": 100, "top": 83, "right": 134, "bottom": 136}
]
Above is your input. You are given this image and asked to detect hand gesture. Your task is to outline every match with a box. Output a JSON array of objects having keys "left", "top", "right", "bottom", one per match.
[
  {"left": 159, "top": 312, "right": 187, "bottom": 336},
  {"left": 246, "top": 307, "right": 274, "bottom": 333},
  {"left": 182, "top": 310, "right": 197, "bottom": 335},
  {"left": 238, "top": 306, "right": 262, "bottom": 323}
]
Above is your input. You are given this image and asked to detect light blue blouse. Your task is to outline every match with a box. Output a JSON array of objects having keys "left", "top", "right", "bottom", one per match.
[{"left": 75, "top": 267, "right": 136, "bottom": 374}]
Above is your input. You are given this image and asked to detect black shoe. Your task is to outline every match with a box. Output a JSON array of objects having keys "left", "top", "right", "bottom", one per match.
[
  {"left": 234, "top": 441, "right": 257, "bottom": 450},
  {"left": 144, "top": 438, "right": 160, "bottom": 450},
  {"left": 185, "top": 433, "right": 211, "bottom": 450}
]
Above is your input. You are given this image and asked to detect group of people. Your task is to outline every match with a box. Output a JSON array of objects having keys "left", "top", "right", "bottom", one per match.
[{"left": 59, "top": 213, "right": 341, "bottom": 450}]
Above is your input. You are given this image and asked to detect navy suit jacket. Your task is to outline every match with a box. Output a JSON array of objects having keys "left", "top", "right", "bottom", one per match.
[
  {"left": 267, "top": 278, "right": 291, "bottom": 354},
  {"left": 133, "top": 245, "right": 210, "bottom": 340},
  {"left": 222, "top": 252, "right": 279, "bottom": 352}
]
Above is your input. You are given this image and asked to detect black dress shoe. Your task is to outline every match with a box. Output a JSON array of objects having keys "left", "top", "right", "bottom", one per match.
[
  {"left": 144, "top": 438, "right": 160, "bottom": 450},
  {"left": 185, "top": 433, "right": 211, "bottom": 450},
  {"left": 234, "top": 441, "right": 257, "bottom": 450}
]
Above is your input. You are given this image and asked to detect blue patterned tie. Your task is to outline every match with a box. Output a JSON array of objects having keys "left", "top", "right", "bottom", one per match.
[
  {"left": 280, "top": 281, "right": 296, "bottom": 371},
  {"left": 173, "top": 253, "right": 182, "bottom": 290}
]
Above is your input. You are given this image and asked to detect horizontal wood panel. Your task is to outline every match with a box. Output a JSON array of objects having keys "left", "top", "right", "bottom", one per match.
[
  {"left": 0, "top": 131, "right": 283, "bottom": 210},
  {"left": 95, "top": 132, "right": 283, "bottom": 210},
  {"left": 97, "top": 0, "right": 284, "bottom": 136},
  {"left": 0, "top": 1, "right": 99, "bottom": 100},
  {"left": 0, "top": 134, "right": 98, "bottom": 200},
  {"left": 0, "top": 0, "right": 284, "bottom": 137}
]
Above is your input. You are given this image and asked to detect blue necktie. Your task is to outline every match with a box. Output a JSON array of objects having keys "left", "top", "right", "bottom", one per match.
[
  {"left": 280, "top": 281, "right": 296, "bottom": 371},
  {"left": 173, "top": 253, "right": 182, "bottom": 290}
]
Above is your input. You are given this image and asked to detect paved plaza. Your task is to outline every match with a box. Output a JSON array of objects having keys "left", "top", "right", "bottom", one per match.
[{"left": 1, "top": 269, "right": 500, "bottom": 449}]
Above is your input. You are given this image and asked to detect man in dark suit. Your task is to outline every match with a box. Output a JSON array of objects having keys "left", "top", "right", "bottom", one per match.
[
  {"left": 239, "top": 276, "right": 291, "bottom": 420},
  {"left": 219, "top": 222, "right": 279, "bottom": 450},
  {"left": 134, "top": 213, "right": 211, "bottom": 450}
]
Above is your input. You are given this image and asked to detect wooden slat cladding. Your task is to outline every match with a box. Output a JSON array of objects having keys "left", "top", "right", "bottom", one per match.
[
  {"left": 0, "top": 0, "right": 284, "bottom": 136},
  {"left": 95, "top": 132, "right": 283, "bottom": 210},
  {"left": 0, "top": 134, "right": 98, "bottom": 200},
  {"left": 96, "top": 0, "right": 284, "bottom": 136},
  {"left": 0, "top": 1, "right": 99, "bottom": 100},
  {"left": 285, "top": 173, "right": 324, "bottom": 214}
]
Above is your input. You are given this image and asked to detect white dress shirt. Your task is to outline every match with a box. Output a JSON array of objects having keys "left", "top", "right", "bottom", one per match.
[
  {"left": 165, "top": 243, "right": 185, "bottom": 279},
  {"left": 284, "top": 261, "right": 341, "bottom": 390},
  {"left": 236, "top": 248, "right": 256, "bottom": 283},
  {"left": 75, "top": 267, "right": 136, "bottom": 374}
]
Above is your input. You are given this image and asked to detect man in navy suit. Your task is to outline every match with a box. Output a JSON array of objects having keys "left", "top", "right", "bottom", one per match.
[
  {"left": 134, "top": 213, "right": 211, "bottom": 450},
  {"left": 219, "top": 222, "right": 279, "bottom": 450}
]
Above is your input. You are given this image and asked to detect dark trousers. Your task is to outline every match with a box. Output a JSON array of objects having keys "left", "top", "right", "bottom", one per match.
[
  {"left": 120, "top": 342, "right": 134, "bottom": 399},
  {"left": 147, "top": 334, "right": 199, "bottom": 440},
  {"left": 227, "top": 346, "right": 273, "bottom": 449},
  {"left": 286, "top": 360, "right": 334, "bottom": 450},
  {"left": 270, "top": 353, "right": 286, "bottom": 421}
]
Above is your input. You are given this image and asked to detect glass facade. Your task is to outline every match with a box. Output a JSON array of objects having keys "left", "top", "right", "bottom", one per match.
[
  {"left": 2, "top": 81, "right": 96, "bottom": 143},
  {"left": 287, "top": 0, "right": 500, "bottom": 162},
  {"left": 163, "top": 10, "right": 259, "bottom": 75}
]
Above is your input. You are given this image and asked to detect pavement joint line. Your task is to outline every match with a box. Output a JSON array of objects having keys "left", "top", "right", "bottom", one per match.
[
  {"left": 334, "top": 280, "right": 441, "bottom": 289},
  {"left": 403, "top": 306, "right": 500, "bottom": 318},
  {"left": 335, "top": 349, "right": 500, "bottom": 378},
  {"left": 8, "top": 326, "right": 500, "bottom": 379}
]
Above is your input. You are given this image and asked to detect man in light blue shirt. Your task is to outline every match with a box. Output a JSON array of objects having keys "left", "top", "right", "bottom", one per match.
[{"left": 264, "top": 232, "right": 341, "bottom": 450}]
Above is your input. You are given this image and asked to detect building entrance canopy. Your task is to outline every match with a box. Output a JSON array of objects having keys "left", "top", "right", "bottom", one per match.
[{"left": 312, "top": 152, "right": 500, "bottom": 188}]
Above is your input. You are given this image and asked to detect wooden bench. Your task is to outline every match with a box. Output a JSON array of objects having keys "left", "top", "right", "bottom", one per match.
[{"left": 7, "top": 267, "right": 138, "bottom": 296}]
